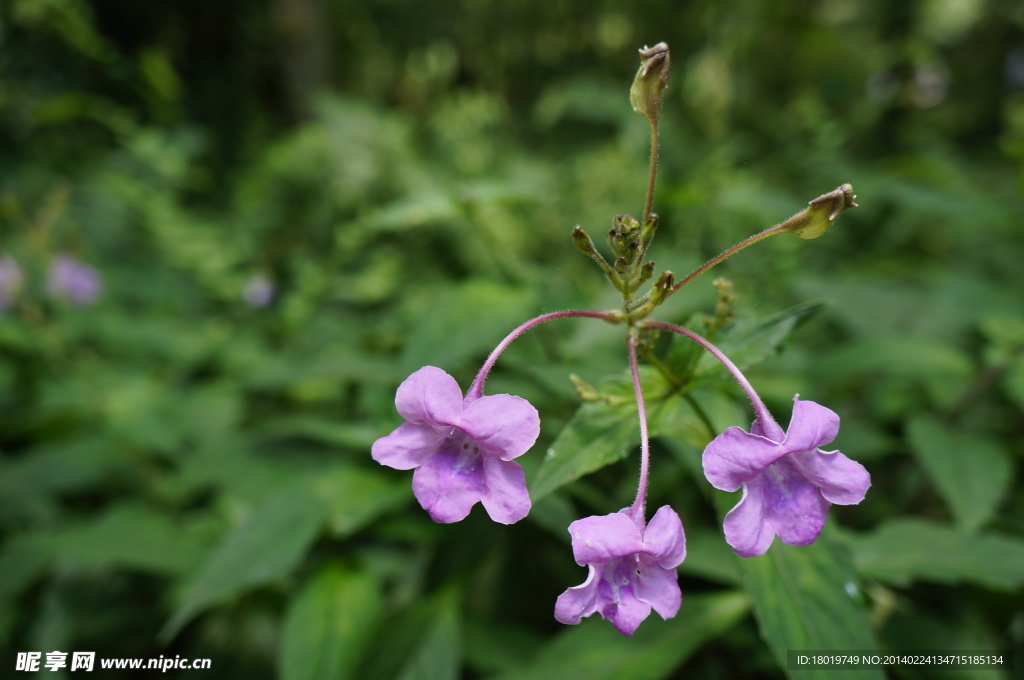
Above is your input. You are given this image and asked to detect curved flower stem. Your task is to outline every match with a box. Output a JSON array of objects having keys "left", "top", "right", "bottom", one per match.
[
  {"left": 627, "top": 329, "right": 651, "bottom": 527},
  {"left": 669, "top": 223, "right": 788, "bottom": 295},
  {"left": 467, "top": 309, "right": 620, "bottom": 401},
  {"left": 642, "top": 320, "right": 783, "bottom": 439}
]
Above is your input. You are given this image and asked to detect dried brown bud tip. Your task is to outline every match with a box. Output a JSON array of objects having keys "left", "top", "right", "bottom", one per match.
[
  {"left": 782, "top": 183, "right": 859, "bottom": 239},
  {"left": 630, "top": 42, "right": 671, "bottom": 124},
  {"left": 809, "top": 183, "right": 858, "bottom": 221}
]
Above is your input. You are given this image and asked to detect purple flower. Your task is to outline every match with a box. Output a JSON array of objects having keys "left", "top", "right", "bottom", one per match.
[
  {"left": 371, "top": 366, "right": 539, "bottom": 524},
  {"left": 0, "top": 255, "right": 22, "bottom": 313},
  {"left": 555, "top": 505, "right": 686, "bottom": 636},
  {"left": 702, "top": 395, "right": 871, "bottom": 557},
  {"left": 243, "top": 275, "right": 275, "bottom": 307},
  {"left": 48, "top": 254, "right": 102, "bottom": 306}
]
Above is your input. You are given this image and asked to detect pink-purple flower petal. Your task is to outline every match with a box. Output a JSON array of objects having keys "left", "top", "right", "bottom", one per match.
[
  {"left": 642, "top": 505, "right": 687, "bottom": 568},
  {"left": 554, "top": 567, "right": 599, "bottom": 625},
  {"left": 602, "top": 586, "right": 652, "bottom": 636},
  {"left": 459, "top": 394, "right": 540, "bottom": 460},
  {"left": 411, "top": 446, "right": 485, "bottom": 523},
  {"left": 373, "top": 366, "right": 539, "bottom": 524},
  {"left": 631, "top": 557, "right": 682, "bottom": 619},
  {"left": 782, "top": 397, "right": 840, "bottom": 453},
  {"left": 759, "top": 457, "right": 830, "bottom": 546},
  {"left": 705, "top": 395, "right": 870, "bottom": 558},
  {"left": 788, "top": 449, "right": 871, "bottom": 505},
  {"left": 479, "top": 455, "right": 531, "bottom": 525},
  {"left": 722, "top": 483, "right": 777, "bottom": 558},
  {"left": 371, "top": 422, "right": 447, "bottom": 470},
  {"left": 702, "top": 427, "right": 787, "bottom": 492},
  {"left": 568, "top": 512, "right": 643, "bottom": 565},
  {"left": 556, "top": 506, "right": 685, "bottom": 635},
  {"left": 394, "top": 366, "right": 464, "bottom": 427}
]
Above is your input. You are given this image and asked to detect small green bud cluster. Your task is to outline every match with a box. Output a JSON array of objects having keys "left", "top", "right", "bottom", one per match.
[{"left": 572, "top": 210, "right": 674, "bottom": 322}]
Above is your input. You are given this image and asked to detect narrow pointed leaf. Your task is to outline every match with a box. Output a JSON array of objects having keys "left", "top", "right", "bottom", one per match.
[
  {"left": 730, "top": 521, "right": 882, "bottom": 680},
  {"left": 840, "top": 519, "right": 1024, "bottom": 589},
  {"left": 280, "top": 566, "right": 383, "bottom": 680}
]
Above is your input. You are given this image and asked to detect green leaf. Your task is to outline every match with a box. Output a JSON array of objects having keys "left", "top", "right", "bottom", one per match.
[
  {"left": 463, "top": 616, "right": 544, "bottom": 675},
  {"left": 162, "top": 485, "right": 325, "bottom": 639},
  {"left": 531, "top": 385, "right": 678, "bottom": 501},
  {"left": 396, "top": 589, "right": 462, "bottom": 680},
  {"left": 816, "top": 337, "right": 973, "bottom": 383},
  {"left": 309, "top": 465, "right": 411, "bottom": 536},
  {"left": 280, "top": 566, "right": 383, "bottom": 680},
  {"left": 739, "top": 533, "right": 882, "bottom": 680},
  {"left": 37, "top": 504, "right": 213, "bottom": 575},
  {"left": 840, "top": 519, "right": 1024, "bottom": 589},
  {"left": 1003, "top": 359, "right": 1024, "bottom": 413},
  {"left": 530, "top": 400, "right": 638, "bottom": 501},
  {"left": 0, "top": 437, "right": 120, "bottom": 523},
  {"left": 906, "top": 417, "right": 1012, "bottom": 532},
  {"left": 677, "top": 527, "right": 741, "bottom": 585},
  {"left": 254, "top": 416, "right": 383, "bottom": 450},
  {"left": 488, "top": 591, "right": 748, "bottom": 680},
  {"left": 0, "top": 536, "right": 50, "bottom": 642},
  {"left": 692, "top": 301, "right": 826, "bottom": 376}
]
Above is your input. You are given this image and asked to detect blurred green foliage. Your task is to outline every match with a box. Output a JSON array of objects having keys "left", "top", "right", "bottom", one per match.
[{"left": 2, "top": 0, "right": 1023, "bottom": 677}]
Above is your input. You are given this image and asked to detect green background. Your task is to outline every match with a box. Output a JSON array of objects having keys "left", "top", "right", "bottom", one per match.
[{"left": 2, "top": 0, "right": 1023, "bottom": 677}]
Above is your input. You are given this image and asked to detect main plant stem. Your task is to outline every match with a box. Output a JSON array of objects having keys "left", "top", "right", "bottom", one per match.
[{"left": 643, "top": 120, "right": 659, "bottom": 223}]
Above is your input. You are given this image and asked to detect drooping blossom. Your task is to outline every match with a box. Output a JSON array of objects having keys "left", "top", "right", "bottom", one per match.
[
  {"left": 0, "top": 255, "right": 22, "bottom": 313},
  {"left": 243, "top": 274, "right": 275, "bottom": 307},
  {"left": 371, "top": 366, "right": 539, "bottom": 524},
  {"left": 555, "top": 505, "right": 686, "bottom": 636},
  {"left": 702, "top": 395, "right": 870, "bottom": 557},
  {"left": 47, "top": 254, "right": 102, "bottom": 306}
]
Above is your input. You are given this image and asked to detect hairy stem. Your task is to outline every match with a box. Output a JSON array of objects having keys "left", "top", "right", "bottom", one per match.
[
  {"left": 643, "top": 120, "right": 659, "bottom": 223},
  {"left": 642, "top": 320, "right": 782, "bottom": 439},
  {"left": 627, "top": 329, "right": 651, "bottom": 526},
  {"left": 669, "top": 222, "right": 788, "bottom": 295},
  {"left": 467, "top": 309, "right": 619, "bottom": 401}
]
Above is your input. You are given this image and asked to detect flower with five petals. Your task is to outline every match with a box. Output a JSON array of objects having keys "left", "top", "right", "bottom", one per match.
[
  {"left": 372, "top": 366, "right": 539, "bottom": 524},
  {"left": 555, "top": 505, "right": 686, "bottom": 636},
  {"left": 702, "top": 395, "right": 870, "bottom": 557}
]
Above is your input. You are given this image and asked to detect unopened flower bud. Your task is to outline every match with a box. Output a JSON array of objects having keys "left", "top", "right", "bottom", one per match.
[
  {"left": 574, "top": 225, "right": 623, "bottom": 290},
  {"left": 781, "top": 184, "right": 858, "bottom": 239},
  {"left": 649, "top": 270, "right": 675, "bottom": 305},
  {"left": 572, "top": 225, "right": 597, "bottom": 255},
  {"left": 630, "top": 43, "right": 670, "bottom": 125},
  {"left": 640, "top": 213, "right": 659, "bottom": 249},
  {"left": 638, "top": 260, "right": 656, "bottom": 284},
  {"left": 612, "top": 214, "right": 641, "bottom": 238},
  {"left": 609, "top": 214, "right": 641, "bottom": 260}
]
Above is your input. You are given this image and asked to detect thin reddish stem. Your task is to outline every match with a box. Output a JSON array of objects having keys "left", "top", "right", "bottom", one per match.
[
  {"left": 643, "top": 320, "right": 783, "bottom": 439},
  {"left": 669, "top": 223, "right": 788, "bottom": 295},
  {"left": 627, "top": 330, "right": 651, "bottom": 526},
  {"left": 467, "top": 309, "right": 619, "bottom": 401}
]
